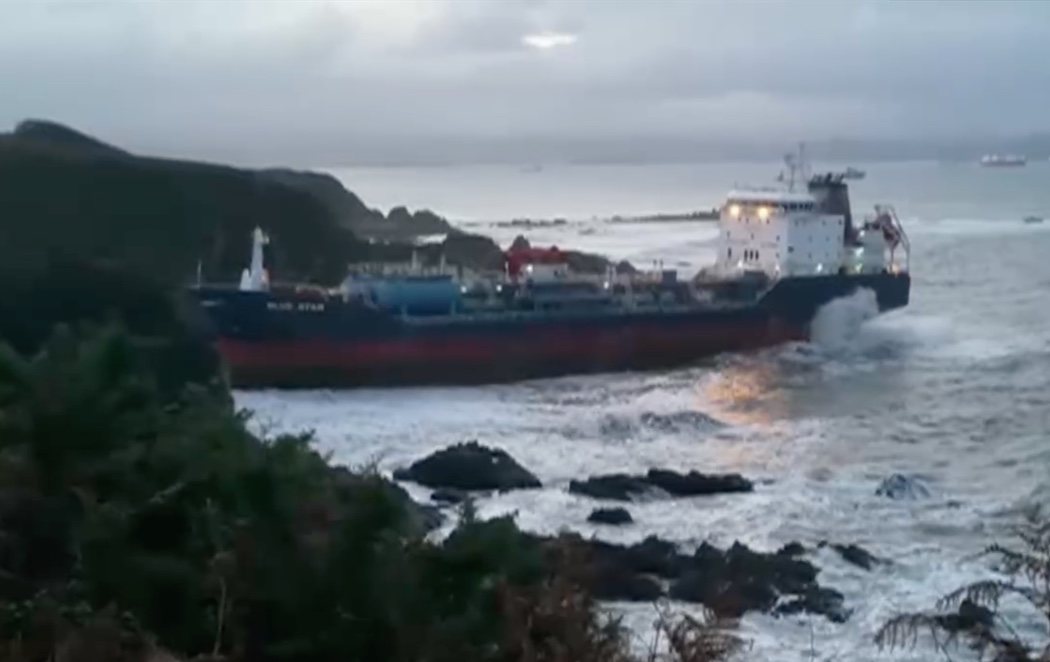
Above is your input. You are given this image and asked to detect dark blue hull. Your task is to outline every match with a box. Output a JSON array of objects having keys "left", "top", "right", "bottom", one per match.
[{"left": 193, "top": 273, "right": 910, "bottom": 388}]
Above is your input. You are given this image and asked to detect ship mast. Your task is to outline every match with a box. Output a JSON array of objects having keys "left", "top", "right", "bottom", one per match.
[{"left": 782, "top": 142, "right": 810, "bottom": 192}]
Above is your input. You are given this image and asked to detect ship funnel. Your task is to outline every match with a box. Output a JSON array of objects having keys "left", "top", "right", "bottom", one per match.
[{"left": 807, "top": 174, "right": 855, "bottom": 243}]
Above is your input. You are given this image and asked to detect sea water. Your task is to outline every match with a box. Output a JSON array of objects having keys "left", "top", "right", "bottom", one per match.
[{"left": 238, "top": 160, "right": 1050, "bottom": 660}]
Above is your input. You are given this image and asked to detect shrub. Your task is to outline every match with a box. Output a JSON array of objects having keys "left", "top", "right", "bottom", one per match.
[{"left": 876, "top": 506, "right": 1050, "bottom": 661}]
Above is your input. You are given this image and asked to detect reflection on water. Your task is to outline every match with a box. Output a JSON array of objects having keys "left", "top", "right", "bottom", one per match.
[{"left": 700, "top": 355, "right": 790, "bottom": 427}]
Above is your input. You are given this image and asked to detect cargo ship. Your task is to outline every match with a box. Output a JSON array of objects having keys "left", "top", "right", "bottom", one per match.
[{"left": 192, "top": 164, "right": 910, "bottom": 388}]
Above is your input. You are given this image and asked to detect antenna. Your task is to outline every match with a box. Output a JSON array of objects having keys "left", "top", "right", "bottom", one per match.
[{"left": 782, "top": 142, "right": 810, "bottom": 192}]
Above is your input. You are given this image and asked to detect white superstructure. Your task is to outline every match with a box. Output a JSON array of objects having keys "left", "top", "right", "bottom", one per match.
[
  {"left": 717, "top": 188, "right": 844, "bottom": 279},
  {"left": 712, "top": 150, "right": 909, "bottom": 281},
  {"left": 239, "top": 227, "right": 270, "bottom": 291}
]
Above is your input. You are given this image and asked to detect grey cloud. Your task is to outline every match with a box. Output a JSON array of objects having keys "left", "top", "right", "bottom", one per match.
[{"left": 1, "top": 0, "right": 1046, "bottom": 165}]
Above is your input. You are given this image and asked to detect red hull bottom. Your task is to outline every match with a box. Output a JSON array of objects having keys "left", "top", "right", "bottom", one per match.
[{"left": 217, "top": 320, "right": 808, "bottom": 388}]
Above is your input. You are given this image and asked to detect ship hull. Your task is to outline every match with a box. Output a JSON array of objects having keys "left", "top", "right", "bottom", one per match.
[{"left": 194, "top": 273, "right": 909, "bottom": 388}]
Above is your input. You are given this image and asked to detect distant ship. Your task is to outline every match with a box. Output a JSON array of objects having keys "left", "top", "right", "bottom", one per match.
[
  {"left": 980, "top": 154, "right": 1027, "bottom": 167},
  {"left": 1023, "top": 215, "right": 1044, "bottom": 224},
  {"left": 842, "top": 167, "right": 866, "bottom": 180},
  {"left": 192, "top": 153, "right": 910, "bottom": 388}
]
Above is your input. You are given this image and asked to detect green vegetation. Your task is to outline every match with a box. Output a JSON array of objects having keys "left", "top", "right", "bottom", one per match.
[
  {"left": 0, "top": 324, "right": 525, "bottom": 660},
  {"left": 0, "top": 303, "right": 733, "bottom": 661},
  {"left": 877, "top": 507, "right": 1050, "bottom": 661}
]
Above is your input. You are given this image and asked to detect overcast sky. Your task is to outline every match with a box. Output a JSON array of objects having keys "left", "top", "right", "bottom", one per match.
[{"left": 3, "top": 0, "right": 1048, "bottom": 165}]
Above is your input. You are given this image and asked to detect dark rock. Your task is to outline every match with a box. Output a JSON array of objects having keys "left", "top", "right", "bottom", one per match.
[
  {"left": 775, "top": 587, "right": 851, "bottom": 624},
  {"left": 671, "top": 539, "right": 842, "bottom": 620},
  {"left": 393, "top": 441, "right": 541, "bottom": 491},
  {"left": 383, "top": 206, "right": 451, "bottom": 236},
  {"left": 431, "top": 488, "right": 468, "bottom": 505},
  {"left": 725, "top": 541, "right": 818, "bottom": 596},
  {"left": 587, "top": 507, "right": 633, "bottom": 525},
  {"left": 597, "top": 414, "right": 636, "bottom": 439},
  {"left": 624, "top": 536, "right": 686, "bottom": 578},
  {"left": 936, "top": 599, "right": 995, "bottom": 634},
  {"left": 565, "top": 251, "right": 610, "bottom": 275},
  {"left": 536, "top": 533, "right": 846, "bottom": 622},
  {"left": 407, "top": 209, "right": 451, "bottom": 235},
  {"left": 645, "top": 469, "right": 753, "bottom": 496},
  {"left": 777, "top": 542, "right": 806, "bottom": 558},
  {"left": 435, "top": 232, "right": 506, "bottom": 271},
  {"left": 639, "top": 411, "right": 723, "bottom": 433},
  {"left": 590, "top": 564, "right": 663, "bottom": 602},
  {"left": 569, "top": 474, "right": 652, "bottom": 501},
  {"left": 819, "top": 542, "right": 880, "bottom": 571},
  {"left": 672, "top": 542, "right": 780, "bottom": 616},
  {"left": 570, "top": 468, "right": 754, "bottom": 501},
  {"left": 556, "top": 537, "right": 664, "bottom": 602},
  {"left": 876, "top": 473, "right": 931, "bottom": 500}
]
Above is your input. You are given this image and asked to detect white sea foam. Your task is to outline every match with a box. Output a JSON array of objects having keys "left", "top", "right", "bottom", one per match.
[{"left": 810, "top": 288, "right": 880, "bottom": 351}]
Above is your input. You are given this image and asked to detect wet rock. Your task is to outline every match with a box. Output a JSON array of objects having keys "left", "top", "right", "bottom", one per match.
[
  {"left": 670, "top": 541, "right": 824, "bottom": 618},
  {"left": 936, "top": 599, "right": 994, "bottom": 634},
  {"left": 671, "top": 540, "right": 842, "bottom": 620},
  {"left": 538, "top": 534, "right": 846, "bottom": 622},
  {"left": 639, "top": 411, "right": 723, "bottom": 433},
  {"left": 569, "top": 474, "right": 652, "bottom": 501},
  {"left": 597, "top": 414, "right": 637, "bottom": 440},
  {"left": 876, "top": 473, "right": 931, "bottom": 500},
  {"left": 777, "top": 542, "right": 806, "bottom": 558},
  {"left": 625, "top": 536, "right": 686, "bottom": 578},
  {"left": 430, "top": 488, "right": 468, "bottom": 505},
  {"left": 555, "top": 537, "right": 666, "bottom": 602},
  {"left": 775, "top": 587, "right": 851, "bottom": 624},
  {"left": 645, "top": 469, "right": 753, "bottom": 496},
  {"left": 393, "top": 441, "right": 541, "bottom": 491},
  {"left": 436, "top": 232, "right": 506, "bottom": 271},
  {"left": 587, "top": 507, "right": 633, "bottom": 525},
  {"left": 570, "top": 469, "right": 754, "bottom": 501},
  {"left": 727, "top": 541, "right": 818, "bottom": 596},
  {"left": 590, "top": 563, "right": 663, "bottom": 601},
  {"left": 819, "top": 541, "right": 880, "bottom": 570}
]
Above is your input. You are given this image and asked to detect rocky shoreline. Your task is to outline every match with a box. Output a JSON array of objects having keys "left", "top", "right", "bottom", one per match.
[{"left": 389, "top": 442, "right": 896, "bottom": 625}]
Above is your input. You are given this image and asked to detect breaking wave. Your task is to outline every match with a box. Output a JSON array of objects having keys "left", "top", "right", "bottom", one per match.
[
  {"left": 596, "top": 410, "right": 725, "bottom": 440},
  {"left": 809, "top": 288, "right": 880, "bottom": 350}
]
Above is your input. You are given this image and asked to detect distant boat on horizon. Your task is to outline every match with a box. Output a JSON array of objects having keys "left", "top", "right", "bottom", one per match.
[
  {"left": 842, "top": 166, "right": 866, "bottom": 180},
  {"left": 980, "top": 154, "right": 1027, "bottom": 167}
]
